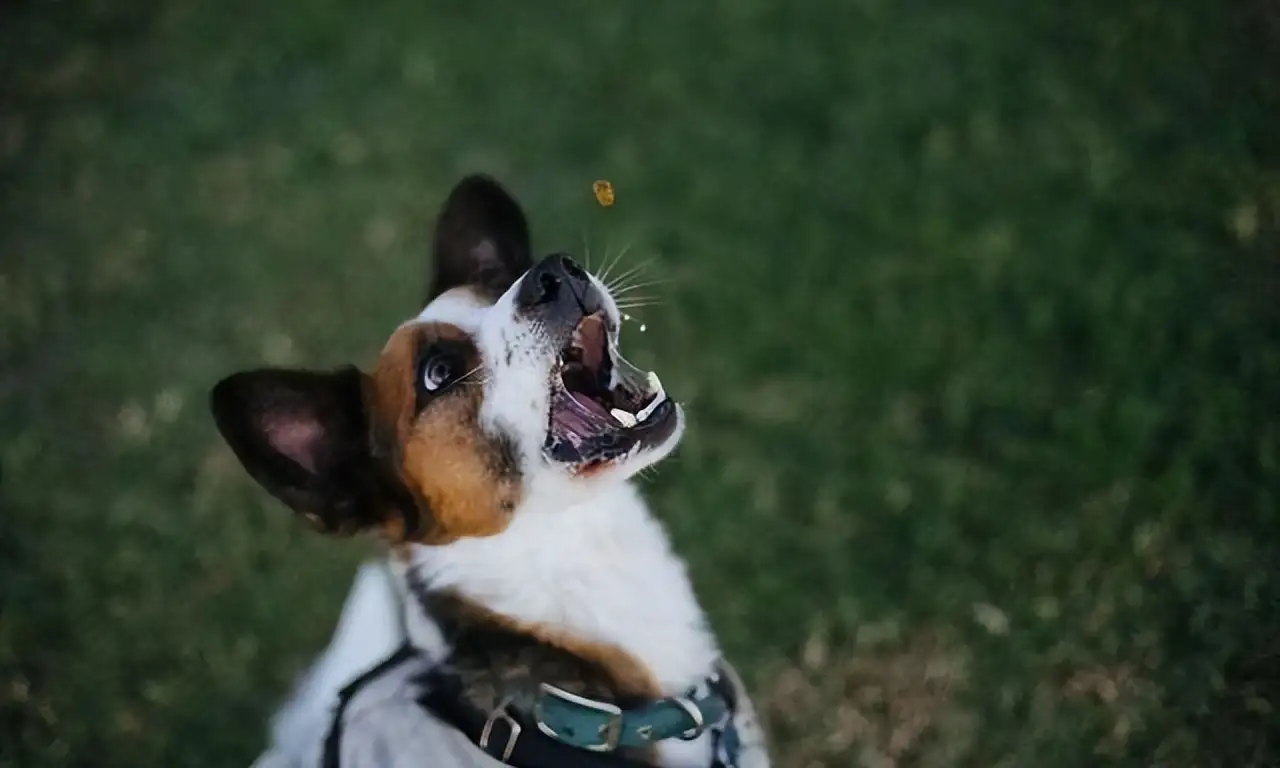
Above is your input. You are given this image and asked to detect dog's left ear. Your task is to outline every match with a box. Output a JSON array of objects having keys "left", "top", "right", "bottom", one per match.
[
  {"left": 209, "top": 366, "right": 401, "bottom": 534},
  {"left": 427, "top": 174, "right": 534, "bottom": 302}
]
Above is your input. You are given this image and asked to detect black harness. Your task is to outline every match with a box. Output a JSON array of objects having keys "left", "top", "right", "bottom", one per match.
[{"left": 321, "top": 644, "right": 742, "bottom": 768}]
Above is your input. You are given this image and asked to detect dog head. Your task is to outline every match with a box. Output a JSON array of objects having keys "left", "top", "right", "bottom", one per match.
[{"left": 210, "top": 175, "right": 684, "bottom": 544}]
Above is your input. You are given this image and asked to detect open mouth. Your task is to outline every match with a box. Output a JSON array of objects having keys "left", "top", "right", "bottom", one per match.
[{"left": 545, "top": 312, "right": 678, "bottom": 470}]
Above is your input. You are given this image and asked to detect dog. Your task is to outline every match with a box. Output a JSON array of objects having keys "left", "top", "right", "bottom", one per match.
[{"left": 210, "top": 175, "right": 771, "bottom": 768}]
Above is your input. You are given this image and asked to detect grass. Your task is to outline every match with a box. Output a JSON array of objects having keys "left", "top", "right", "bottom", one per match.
[{"left": 3, "top": 1, "right": 1279, "bottom": 765}]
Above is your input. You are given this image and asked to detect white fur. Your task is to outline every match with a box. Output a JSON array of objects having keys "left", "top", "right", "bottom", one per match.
[
  {"left": 395, "top": 482, "right": 721, "bottom": 767},
  {"left": 256, "top": 266, "right": 728, "bottom": 768},
  {"left": 405, "top": 271, "right": 713, "bottom": 765},
  {"left": 412, "top": 287, "right": 489, "bottom": 329}
]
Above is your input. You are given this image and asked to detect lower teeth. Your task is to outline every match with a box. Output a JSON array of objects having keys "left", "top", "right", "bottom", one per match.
[
  {"left": 634, "top": 372, "right": 666, "bottom": 422},
  {"left": 605, "top": 373, "right": 668, "bottom": 428},
  {"left": 610, "top": 409, "right": 638, "bottom": 427}
]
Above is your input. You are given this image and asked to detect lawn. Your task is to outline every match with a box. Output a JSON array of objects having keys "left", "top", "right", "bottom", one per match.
[{"left": 2, "top": 1, "right": 1278, "bottom": 766}]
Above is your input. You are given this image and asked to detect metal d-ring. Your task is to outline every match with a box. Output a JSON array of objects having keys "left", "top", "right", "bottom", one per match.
[{"left": 672, "top": 696, "right": 706, "bottom": 741}]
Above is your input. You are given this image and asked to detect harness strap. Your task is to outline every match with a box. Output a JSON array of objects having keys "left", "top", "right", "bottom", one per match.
[
  {"left": 707, "top": 669, "right": 741, "bottom": 768},
  {"left": 321, "top": 642, "right": 418, "bottom": 768}
]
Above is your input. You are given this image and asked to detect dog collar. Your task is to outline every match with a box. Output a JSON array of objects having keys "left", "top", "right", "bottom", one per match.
[
  {"left": 418, "top": 660, "right": 743, "bottom": 767},
  {"left": 323, "top": 643, "right": 743, "bottom": 768},
  {"left": 532, "top": 677, "right": 731, "bottom": 752}
]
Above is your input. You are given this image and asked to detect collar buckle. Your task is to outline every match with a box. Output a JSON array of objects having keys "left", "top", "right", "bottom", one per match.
[
  {"left": 535, "top": 683, "right": 623, "bottom": 752},
  {"left": 479, "top": 702, "right": 522, "bottom": 762}
]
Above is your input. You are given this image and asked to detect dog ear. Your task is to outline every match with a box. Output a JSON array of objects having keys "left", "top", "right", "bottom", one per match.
[
  {"left": 428, "top": 174, "right": 534, "bottom": 302},
  {"left": 209, "top": 366, "right": 403, "bottom": 534}
]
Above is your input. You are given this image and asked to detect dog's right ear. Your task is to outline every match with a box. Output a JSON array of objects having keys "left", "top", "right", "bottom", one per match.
[
  {"left": 209, "top": 366, "right": 401, "bottom": 534},
  {"left": 428, "top": 174, "right": 534, "bottom": 302}
]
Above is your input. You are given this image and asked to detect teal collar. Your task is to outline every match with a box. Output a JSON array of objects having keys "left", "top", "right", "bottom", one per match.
[{"left": 531, "top": 677, "right": 732, "bottom": 753}]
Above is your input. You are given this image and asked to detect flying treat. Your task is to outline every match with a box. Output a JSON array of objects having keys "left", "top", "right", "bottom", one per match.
[{"left": 593, "top": 179, "right": 615, "bottom": 207}]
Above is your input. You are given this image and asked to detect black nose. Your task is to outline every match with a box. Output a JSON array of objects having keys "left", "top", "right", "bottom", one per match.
[
  {"left": 515, "top": 254, "right": 603, "bottom": 334},
  {"left": 515, "top": 253, "right": 603, "bottom": 334},
  {"left": 516, "top": 253, "right": 592, "bottom": 309}
]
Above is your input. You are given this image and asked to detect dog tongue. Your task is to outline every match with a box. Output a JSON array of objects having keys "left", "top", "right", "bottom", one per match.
[
  {"left": 550, "top": 389, "right": 612, "bottom": 450},
  {"left": 575, "top": 313, "right": 607, "bottom": 373}
]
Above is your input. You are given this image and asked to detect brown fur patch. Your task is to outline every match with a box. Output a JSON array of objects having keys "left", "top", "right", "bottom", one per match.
[{"left": 370, "top": 322, "right": 522, "bottom": 545}]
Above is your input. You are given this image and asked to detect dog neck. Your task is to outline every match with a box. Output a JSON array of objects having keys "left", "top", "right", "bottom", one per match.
[{"left": 393, "top": 481, "right": 720, "bottom": 706}]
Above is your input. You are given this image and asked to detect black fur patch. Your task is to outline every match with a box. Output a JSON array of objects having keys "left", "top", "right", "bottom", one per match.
[
  {"left": 428, "top": 174, "right": 534, "bottom": 302},
  {"left": 210, "top": 366, "right": 412, "bottom": 534}
]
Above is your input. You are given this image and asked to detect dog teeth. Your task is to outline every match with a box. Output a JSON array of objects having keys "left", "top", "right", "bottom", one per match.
[
  {"left": 636, "top": 397, "right": 665, "bottom": 422},
  {"left": 634, "top": 372, "right": 667, "bottom": 422},
  {"left": 610, "top": 408, "right": 638, "bottom": 428}
]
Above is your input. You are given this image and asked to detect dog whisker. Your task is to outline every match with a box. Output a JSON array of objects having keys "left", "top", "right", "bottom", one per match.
[
  {"left": 611, "top": 279, "right": 670, "bottom": 294},
  {"left": 442, "top": 365, "right": 489, "bottom": 392},
  {"left": 605, "top": 256, "right": 653, "bottom": 293},
  {"left": 607, "top": 251, "right": 650, "bottom": 280},
  {"left": 610, "top": 278, "right": 669, "bottom": 296},
  {"left": 614, "top": 297, "right": 660, "bottom": 308},
  {"left": 455, "top": 365, "right": 484, "bottom": 382},
  {"left": 597, "top": 241, "right": 634, "bottom": 285}
]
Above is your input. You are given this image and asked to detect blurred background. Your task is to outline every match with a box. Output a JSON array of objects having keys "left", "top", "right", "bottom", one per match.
[{"left": 3, "top": 1, "right": 1278, "bottom": 766}]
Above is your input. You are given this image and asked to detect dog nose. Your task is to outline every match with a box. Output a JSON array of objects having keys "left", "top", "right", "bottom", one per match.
[
  {"left": 516, "top": 254, "right": 602, "bottom": 325},
  {"left": 516, "top": 253, "right": 591, "bottom": 308}
]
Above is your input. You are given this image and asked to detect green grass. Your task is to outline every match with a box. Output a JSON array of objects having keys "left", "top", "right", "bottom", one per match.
[{"left": 3, "top": 1, "right": 1279, "bottom": 766}]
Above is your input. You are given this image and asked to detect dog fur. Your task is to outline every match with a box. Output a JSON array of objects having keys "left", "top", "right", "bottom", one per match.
[{"left": 212, "top": 175, "right": 769, "bottom": 768}]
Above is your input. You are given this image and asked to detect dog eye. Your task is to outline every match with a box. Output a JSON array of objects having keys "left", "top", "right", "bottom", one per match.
[{"left": 419, "top": 350, "right": 462, "bottom": 392}]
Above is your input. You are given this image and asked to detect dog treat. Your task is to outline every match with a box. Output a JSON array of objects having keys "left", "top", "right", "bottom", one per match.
[{"left": 593, "top": 179, "right": 615, "bottom": 207}]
